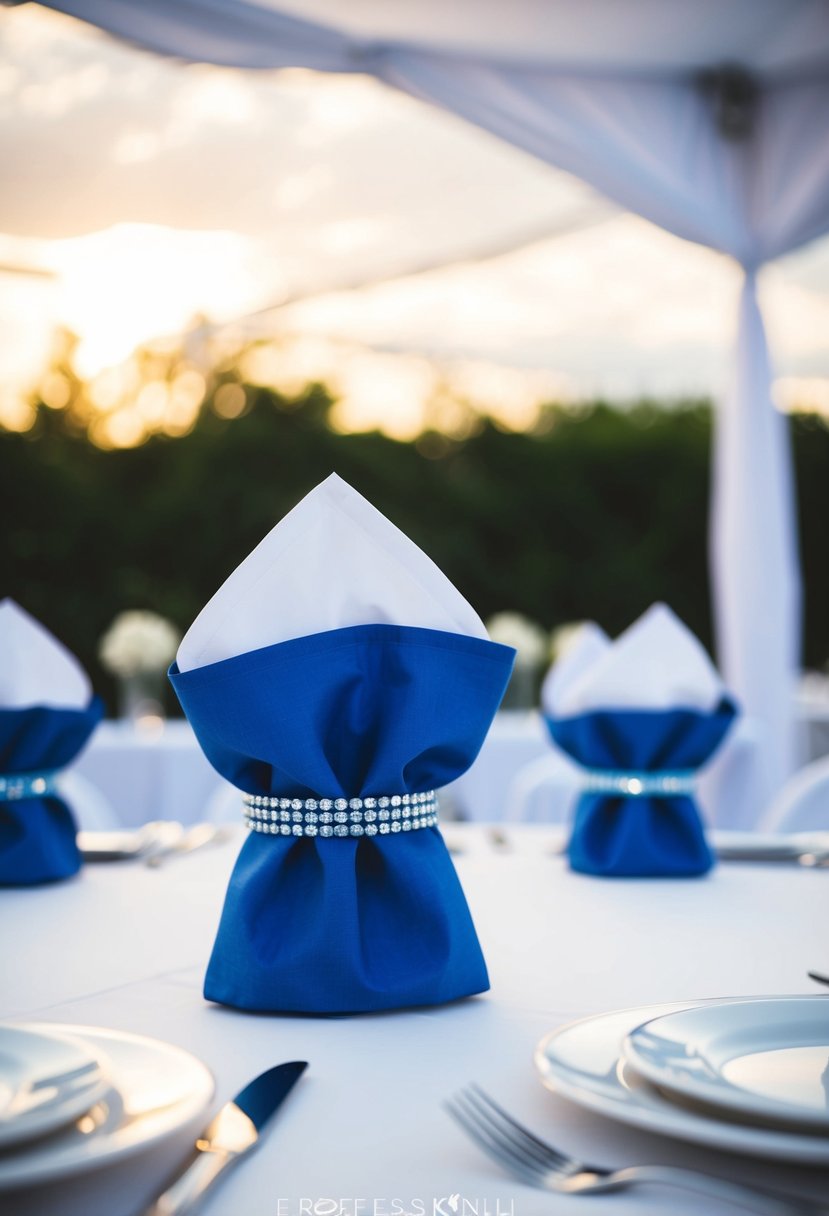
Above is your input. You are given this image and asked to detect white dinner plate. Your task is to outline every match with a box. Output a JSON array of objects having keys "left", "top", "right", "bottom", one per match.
[
  {"left": 0, "top": 1024, "right": 214, "bottom": 1191},
  {"left": 535, "top": 996, "right": 829, "bottom": 1167},
  {"left": 623, "top": 997, "right": 829, "bottom": 1131},
  {"left": 0, "top": 1025, "right": 109, "bottom": 1150}
]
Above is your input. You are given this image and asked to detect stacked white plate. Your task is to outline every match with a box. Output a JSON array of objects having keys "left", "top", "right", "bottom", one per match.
[
  {"left": 535, "top": 995, "right": 829, "bottom": 1165},
  {"left": 0, "top": 1022, "right": 213, "bottom": 1191}
]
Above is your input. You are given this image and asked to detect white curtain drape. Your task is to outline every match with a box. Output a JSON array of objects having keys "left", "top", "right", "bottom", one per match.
[
  {"left": 34, "top": 0, "right": 829, "bottom": 818},
  {"left": 377, "top": 57, "right": 829, "bottom": 816}
]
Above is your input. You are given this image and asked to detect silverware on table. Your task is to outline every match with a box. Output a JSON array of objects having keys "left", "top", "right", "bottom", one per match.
[
  {"left": 487, "top": 828, "right": 511, "bottom": 853},
  {"left": 145, "top": 824, "right": 232, "bottom": 868},
  {"left": 446, "top": 1085, "right": 818, "bottom": 1215},
  {"left": 797, "top": 852, "right": 829, "bottom": 868},
  {"left": 715, "top": 843, "right": 829, "bottom": 866},
  {"left": 544, "top": 833, "right": 829, "bottom": 866},
  {"left": 808, "top": 970, "right": 829, "bottom": 987},
  {"left": 78, "top": 820, "right": 184, "bottom": 863},
  {"left": 141, "top": 1061, "right": 307, "bottom": 1216}
]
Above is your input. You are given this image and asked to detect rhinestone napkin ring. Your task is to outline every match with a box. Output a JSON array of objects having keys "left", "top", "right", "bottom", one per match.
[
  {"left": 242, "top": 791, "right": 438, "bottom": 837},
  {"left": 581, "top": 770, "right": 696, "bottom": 797}
]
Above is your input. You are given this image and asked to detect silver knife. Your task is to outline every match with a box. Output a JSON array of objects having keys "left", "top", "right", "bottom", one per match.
[{"left": 141, "top": 1061, "right": 307, "bottom": 1216}]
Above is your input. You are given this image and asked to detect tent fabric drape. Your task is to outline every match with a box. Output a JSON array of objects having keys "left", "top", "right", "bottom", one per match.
[
  {"left": 33, "top": 0, "right": 829, "bottom": 817},
  {"left": 378, "top": 56, "right": 829, "bottom": 815},
  {"left": 39, "top": 1, "right": 829, "bottom": 75}
]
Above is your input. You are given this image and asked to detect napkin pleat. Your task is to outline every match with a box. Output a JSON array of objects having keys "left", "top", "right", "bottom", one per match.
[
  {"left": 173, "top": 622, "right": 512, "bottom": 1013},
  {"left": 206, "top": 830, "right": 486, "bottom": 1013}
]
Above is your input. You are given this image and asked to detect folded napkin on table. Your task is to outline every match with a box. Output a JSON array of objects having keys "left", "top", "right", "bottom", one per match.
[
  {"left": 170, "top": 474, "right": 515, "bottom": 1013},
  {"left": 542, "top": 604, "right": 737, "bottom": 877},
  {"left": 0, "top": 599, "right": 103, "bottom": 885}
]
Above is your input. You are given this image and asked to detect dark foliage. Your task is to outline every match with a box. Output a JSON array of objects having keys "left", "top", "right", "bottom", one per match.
[{"left": 2, "top": 384, "right": 826, "bottom": 714}]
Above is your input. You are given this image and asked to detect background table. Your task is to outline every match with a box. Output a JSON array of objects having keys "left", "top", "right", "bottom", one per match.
[
  {"left": 72, "top": 720, "right": 232, "bottom": 828},
  {"left": 1, "top": 826, "right": 825, "bottom": 1215},
  {"left": 72, "top": 707, "right": 829, "bottom": 831}
]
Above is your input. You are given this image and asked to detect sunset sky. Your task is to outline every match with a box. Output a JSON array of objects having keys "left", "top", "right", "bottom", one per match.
[{"left": 2, "top": 2, "right": 829, "bottom": 435}]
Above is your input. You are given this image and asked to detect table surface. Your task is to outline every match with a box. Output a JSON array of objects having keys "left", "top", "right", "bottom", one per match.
[{"left": 1, "top": 825, "right": 826, "bottom": 1215}]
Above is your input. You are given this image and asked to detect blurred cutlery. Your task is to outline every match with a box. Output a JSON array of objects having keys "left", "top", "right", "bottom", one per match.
[
  {"left": 78, "top": 821, "right": 183, "bottom": 862},
  {"left": 146, "top": 824, "right": 232, "bottom": 868},
  {"left": 715, "top": 843, "right": 829, "bottom": 865},
  {"left": 487, "top": 828, "right": 511, "bottom": 853},
  {"left": 141, "top": 1061, "right": 307, "bottom": 1216},
  {"left": 547, "top": 830, "right": 829, "bottom": 864},
  {"left": 798, "top": 852, "right": 829, "bottom": 868},
  {"left": 808, "top": 971, "right": 829, "bottom": 987}
]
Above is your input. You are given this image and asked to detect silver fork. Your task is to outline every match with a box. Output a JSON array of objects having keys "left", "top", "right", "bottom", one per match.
[{"left": 446, "top": 1086, "right": 822, "bottom": 1215}]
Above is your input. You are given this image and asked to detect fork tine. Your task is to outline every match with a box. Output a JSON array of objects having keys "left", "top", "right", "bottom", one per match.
[
  {"left": 445, "top": 1099, "right": 542, "bottom": 1186},
  {"left": 454, "top": 1092, "right": 549, "bottom": 1177},
  {"left": 460, "top": 1089, "right": 555, "bottom": 1172},
  {"left": 467, "top": 1085, "right": 575, "bottom": 1172}
]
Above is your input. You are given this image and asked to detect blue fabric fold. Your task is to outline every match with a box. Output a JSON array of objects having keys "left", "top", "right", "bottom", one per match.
[
  {"left": 0, "top": 698, "right": 104, "bottom": 886},
  {"left": 545, "top": 698, "right": 738, "bottom": 877},
  {"left": 170, "top": 623, "right": 515, "bottom": 1013}
]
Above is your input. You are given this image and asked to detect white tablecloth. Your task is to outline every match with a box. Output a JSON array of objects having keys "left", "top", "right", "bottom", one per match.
[
  {"left": 1, "top": 826, "right": 825, "bottom": 1215},
  {"left": 72, "top": 720, "right": 231, "bottom": 828}
]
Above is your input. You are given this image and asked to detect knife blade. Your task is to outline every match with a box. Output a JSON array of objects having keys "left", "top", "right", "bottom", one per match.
[{"left": 141, "top": 1061, "right": 307, "bottom": 1216}]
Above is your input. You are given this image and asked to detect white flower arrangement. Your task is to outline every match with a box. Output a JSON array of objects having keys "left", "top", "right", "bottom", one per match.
[
  {"left": 486, "top": 612, "right": 548, "bottom": 668},
  {"left": 99, "top": 610, "right": 181, "bottom": 678},
  {"left": 550, "top": 620, "right": 591, "bottom": 662}
]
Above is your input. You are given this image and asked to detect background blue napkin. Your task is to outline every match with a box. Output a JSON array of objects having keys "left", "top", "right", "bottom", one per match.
[
  {"left": 171, "top": 622, "right": 514, "bottom": 1013},
  {"left": 546, "top": 698, "right": 737, "bottom": 877},
  {"left": 0, "top": 699, "right": 103, "bottom": 885}
]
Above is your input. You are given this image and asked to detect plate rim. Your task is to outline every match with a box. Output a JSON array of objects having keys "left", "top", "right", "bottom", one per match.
[
  {"left": 622, "top": 995, "right": 829, "bottom": 1130},
  {"left": 0, "top": 1022, "right": 214, "bottom": 1191},
  {"left": 534, "top": 994, "right": 829, "bottom": 1167}
]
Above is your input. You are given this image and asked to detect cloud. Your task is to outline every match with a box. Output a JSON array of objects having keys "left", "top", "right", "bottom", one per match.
[{"left": 0, "top": 3, "right": 826, "bottom": 403}]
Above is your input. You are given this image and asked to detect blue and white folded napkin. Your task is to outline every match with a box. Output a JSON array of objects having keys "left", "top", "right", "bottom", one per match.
[
  {"left": 0, "top": 600, "right": 102, "bottom": 885},
  {"left": 170, "top": 474, "right": 515, "bottom": 1013},
  {"left": 542, "top": 604, "right": 737, "bottom": 877}
]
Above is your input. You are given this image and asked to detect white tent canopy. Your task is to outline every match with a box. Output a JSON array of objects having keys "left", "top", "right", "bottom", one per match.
[{"left": 34, "top": 0, "right": 829, "bottom": 815}]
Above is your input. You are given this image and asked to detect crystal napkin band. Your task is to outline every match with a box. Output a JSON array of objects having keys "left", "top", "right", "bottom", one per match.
[
  {"left": 0, "top": 770, "right": 59, "bottom": 801},
  {"left": 580, "top": 770, "right": 697, "bottom": 797},
  {"left": 243, "top": 791, "right": 439, "bottom": 837}
]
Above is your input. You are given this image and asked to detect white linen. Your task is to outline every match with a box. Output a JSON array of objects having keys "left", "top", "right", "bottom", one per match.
[
  {"left": 710, "top": 271, "right": 801, "bottom": 807},
  {"left": 177, "top": 473, "right": 487, "bottom": 672},
  {"left": 0, "top": 599, "right": 90, "bottom": 709},
  {"left": 546, "top": 603, "right": 724, "bottom": 717},
  {"left": 0, "top": 825, "right": 825, "bottom": 1216}
]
